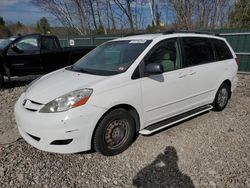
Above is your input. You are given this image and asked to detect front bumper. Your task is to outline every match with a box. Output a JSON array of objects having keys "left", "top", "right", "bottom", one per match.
[{"left": 14, "top": 93, "right": 106, "bottom": 154}]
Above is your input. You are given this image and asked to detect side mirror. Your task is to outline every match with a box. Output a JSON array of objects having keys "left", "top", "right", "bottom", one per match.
[
  {"left": 145, "top": 63, "right": 164, "bottom": 75},
  {"left": 11, "top": 44, "right": 22, "bottom": 53}
]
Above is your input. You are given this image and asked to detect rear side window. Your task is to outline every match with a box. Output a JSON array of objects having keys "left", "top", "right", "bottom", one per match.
[
  {"left": 211, "top": 39, "right": 233, "bottom": 61},
  {"left": 182, "top": 37, "right": 214, "bottom": 67},
  {"left": 41, "top": 37, "right": 60, "bottom": 50}
]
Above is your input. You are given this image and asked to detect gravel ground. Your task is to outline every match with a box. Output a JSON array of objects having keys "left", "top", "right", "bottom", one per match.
[{"left": 0, "top": 74, "right": 249, "bottom": 188}]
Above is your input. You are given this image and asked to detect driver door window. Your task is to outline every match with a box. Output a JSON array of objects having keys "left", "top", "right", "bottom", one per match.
[
  {"left": 141, "top": 38, "right": 189, "bottom": 125},
  {"left": 7, "top": 36, "right": 42, "bottom": 74},
  {"left": 145, "top": 39, "right": 181, "bottom": 72}
]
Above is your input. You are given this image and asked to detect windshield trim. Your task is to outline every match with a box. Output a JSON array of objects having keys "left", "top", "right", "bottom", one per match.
[{"left": 65, "top": 65, "right": 122, "bottom": 76}]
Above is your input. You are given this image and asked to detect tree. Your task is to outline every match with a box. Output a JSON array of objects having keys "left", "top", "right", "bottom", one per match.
[
  {"left": 164, "top": 0, "right": 232, "bottom": 30},
  {"left": 0, "top": 16, "right": 11, "bottom": 38},
  {"left": 0, "top": 17, "right": 5, "bottom": 26},
  {"left": 106, "top": 0, "right": 116, "bottom": 31},
  {"left": 32, "top": 0, "right": 85, "bottom": 35},
  {"left": 7, "top": 21, "right": 24, "bottom": 36},
  {"left": 31, "top": 0, "right": 236, "bottom": 34},
  {"left": 73, "top": 0, "right": 88, "bottom": 34},
  {"left": 36, "top": 17, "right": 51, "bottom": 34},
  {"left": 167, "top": 0, "right": 197, "bottom": 29},
  {"left": 113, "top": 0, "right": 135, "bottom": 30},
  {"left": 95, "top": 0, "right": 107, "bottom": 34},
  {"left": 229, "top": 0, "right": 250, "bottom": 28},
  {"left": 17, "top": 21, "right": 23, "bottom": 28},
  {"left": 148, "top": 0, "right": 161, "bottom": 28}
]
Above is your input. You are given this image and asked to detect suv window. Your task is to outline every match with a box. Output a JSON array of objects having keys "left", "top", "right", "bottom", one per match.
[
  {"left": 41, "top": 37, "right": 60, "bottom": 50},
  {"left": 182, "top": 37, "right": 214, "bottom": 67},
  {"left": 16, "top": 36, "right": 39, "bottom": 51},
  {"left": 211, "top": 39, "right": 233, "bottom": 61},
  {"left": 145, "top": 38, "right": 181, "bottom": 72}
]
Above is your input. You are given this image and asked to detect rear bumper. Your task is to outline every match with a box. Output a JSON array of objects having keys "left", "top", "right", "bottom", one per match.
[{"left": 14, "top": 93, "right": 106, "bottom": 154}]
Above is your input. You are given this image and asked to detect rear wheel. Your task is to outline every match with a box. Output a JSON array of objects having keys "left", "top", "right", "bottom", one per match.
[
  {"left": 0, "top": 71, "right": 4, "bottom": 88},
  {"left": 212, "top": 83, "right": 230, "bottom": 111},
  {"left": 93, "top": 108, "right": 136, "bottom": 156}
]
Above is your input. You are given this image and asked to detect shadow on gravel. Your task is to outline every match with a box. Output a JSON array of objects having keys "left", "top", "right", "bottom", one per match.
[{"left": 133, "top": 146, "right": 195, "bottom": 188}]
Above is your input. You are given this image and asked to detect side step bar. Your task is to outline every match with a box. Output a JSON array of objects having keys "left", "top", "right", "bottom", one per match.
[{"left": 139, "top": 105, "right": 213, "bottom": 135}]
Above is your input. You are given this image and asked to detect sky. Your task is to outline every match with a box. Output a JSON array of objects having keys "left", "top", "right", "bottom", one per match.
[{"left": 0, "top": 0, "right": 57, "bottom": 25}]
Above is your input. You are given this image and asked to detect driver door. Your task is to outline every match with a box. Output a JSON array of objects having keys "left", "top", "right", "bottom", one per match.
[
  {"left": 7, "top": 35, "right": 43, "bottom": 75},
  {"left": 140, "top": 38, "right": 191, "bottom": 126}
]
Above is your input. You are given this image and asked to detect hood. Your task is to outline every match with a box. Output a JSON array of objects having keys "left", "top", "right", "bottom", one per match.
[{"left": 25, "top": 69, "right": 108, "bottom": 104}]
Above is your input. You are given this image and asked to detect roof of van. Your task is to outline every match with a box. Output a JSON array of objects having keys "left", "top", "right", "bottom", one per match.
[
  {"left": 113, "top": 31, "right": 225, "bottom": 41},
  {"left": 115, "top": 33, "right": 163, "bottom": 40}
]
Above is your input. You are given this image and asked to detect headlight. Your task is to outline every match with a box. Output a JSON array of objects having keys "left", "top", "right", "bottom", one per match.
[{"left": 39, "top": 89, "right": 93, "bottom": 113}]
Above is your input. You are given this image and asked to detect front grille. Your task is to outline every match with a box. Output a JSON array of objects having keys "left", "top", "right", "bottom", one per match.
[
  {"left": 25, "top": 108, "right": 37, "bottom": 112},
  {"left": 29, "top": 100, "right": 42, "bottom": 105},
  {"left": 23, "top": 99, "right": 43, "bottom": 112}
]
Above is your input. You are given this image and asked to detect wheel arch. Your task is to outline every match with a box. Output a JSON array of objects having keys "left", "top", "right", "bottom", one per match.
[
  {"left": 0, "top": 59, "right": 6, "bottom": 87},
  {"left": 221, "top": 79, "right": 232, "bottom": 98},
  {"left": 0, "top": 60, "right": 5, "bottom": 75},
  {"left": 214, "top": 78, "right": 232, "bottom": 100},
  {"left": 0, "top": 57, "right": 10, "bottom": 78},
  {"left": 90, "top": 103, "right": 141, "bottom": 149}
]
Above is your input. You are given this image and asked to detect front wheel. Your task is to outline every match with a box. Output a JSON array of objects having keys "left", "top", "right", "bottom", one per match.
[
  {"left": 93, "top": 108, "right": 136, "bottom": 156},
  {"left": 212, "top": 83, "right": 230, "bottom": 111}
]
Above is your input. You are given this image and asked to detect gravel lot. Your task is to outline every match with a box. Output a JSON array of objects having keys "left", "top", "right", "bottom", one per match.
[{"left": 0, "top": 74, "right": 249, "bottom": 188}]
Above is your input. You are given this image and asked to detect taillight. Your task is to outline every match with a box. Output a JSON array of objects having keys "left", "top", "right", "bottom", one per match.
[{"left": 235, "top": 57, "right": 240, "bottom": 65}]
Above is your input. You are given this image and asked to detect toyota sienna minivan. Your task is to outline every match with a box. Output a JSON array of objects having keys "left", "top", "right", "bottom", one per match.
[{"left": 15, "top": 31, "right": 238, "bottom": 156}]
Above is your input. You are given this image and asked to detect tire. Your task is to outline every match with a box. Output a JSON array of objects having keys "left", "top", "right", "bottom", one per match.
[
  {"left": 0, "top": 71, "right": 4, "bottom": 89},
  {"left": 93, "top": 108, "right": 136, "bottom": 156},
  {"left": 212, "top": 83, "right": 230, "bottom": 111}
]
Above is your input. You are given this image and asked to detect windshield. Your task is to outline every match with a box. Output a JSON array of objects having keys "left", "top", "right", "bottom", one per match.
[
  {"left": 69, "top": 40, "right": 152, "bottom": 76},
  {"left": 0, "top": 39, "right": 12, "bottom": 49}
]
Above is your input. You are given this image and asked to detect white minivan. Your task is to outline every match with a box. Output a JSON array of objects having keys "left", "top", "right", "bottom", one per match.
[{"left": 14, "top": 31, "right": 238, "bottom": 156}]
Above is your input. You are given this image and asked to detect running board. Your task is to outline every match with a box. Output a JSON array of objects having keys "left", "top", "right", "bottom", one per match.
[{"left": 139, "top": 105, "right": 213, "bottom": 135}]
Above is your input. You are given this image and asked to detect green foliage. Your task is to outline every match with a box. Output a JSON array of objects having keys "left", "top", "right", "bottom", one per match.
[
  {"left": 36, "top": 17, "right": 51, "bottom": 34},
  {"left": 0, "top": 17, "right": 5, "bottom": 26},
  {"left": 146, "top": 25, "right": 155, "bottom": 33},
  {"left": 17, "top": 21, "right": 23, "bottom": 28},
  {"left": 145, "top": 23, "right": 166, "bottom": 33},
  {"left": 229, "top": 0, "right": 250, "bottom": 28},
  {"left": 95, "top": 26, "right": 105, "bottom": 35},
  {"left": 0, "top": 17, "right": 11, "bottom": 38}
]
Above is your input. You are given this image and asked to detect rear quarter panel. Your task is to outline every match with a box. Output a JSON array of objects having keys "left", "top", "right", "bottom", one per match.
[{"left": 214, "top": 39, "right": 238, "bottom": 94}]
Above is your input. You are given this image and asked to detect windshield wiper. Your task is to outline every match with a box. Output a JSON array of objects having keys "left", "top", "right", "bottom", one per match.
[
  {"left": 66, "top": 66, "right": 93, "bottom": 74},
  {"left": 77, "top": 68, "right": 92, "bottom": 74}
]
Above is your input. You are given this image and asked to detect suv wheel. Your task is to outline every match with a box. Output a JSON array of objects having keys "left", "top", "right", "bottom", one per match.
[
  {"left": 93, "top": 108, "right": 136, "bottom": 156},
  {"left": 0, "top": 71, "right": 4, "bottom": 89},
  {"left": 212, "top": 83, "right": 230, "bottom": 111}
]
